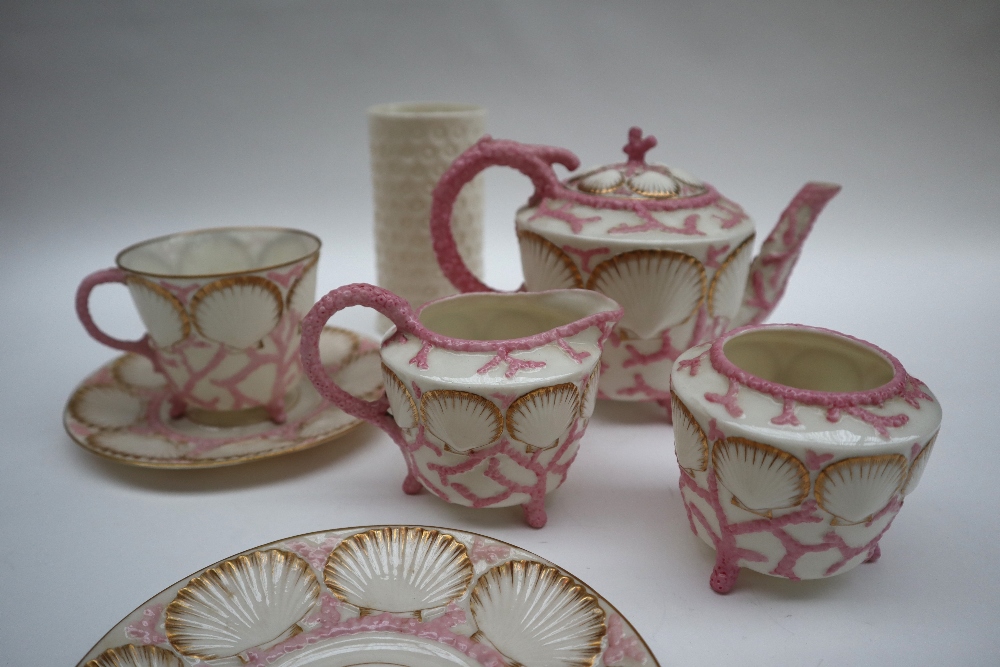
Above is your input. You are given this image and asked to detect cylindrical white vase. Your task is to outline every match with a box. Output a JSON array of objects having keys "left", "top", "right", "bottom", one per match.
[{"left": 369, "top": 102, "right": 485, "bottom": 328}]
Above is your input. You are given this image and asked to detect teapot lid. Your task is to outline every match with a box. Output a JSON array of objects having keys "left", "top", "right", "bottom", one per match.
[{"left": 564, "top": 127, "right": 714, "bottom": 203}]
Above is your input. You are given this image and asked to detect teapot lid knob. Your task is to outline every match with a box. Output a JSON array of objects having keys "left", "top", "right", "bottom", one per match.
[{"left": 623, "top": 127, "right": 657, "bottom": 165}]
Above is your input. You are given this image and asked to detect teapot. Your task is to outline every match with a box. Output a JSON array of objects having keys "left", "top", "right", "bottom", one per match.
[{"left": 430, "top": 127, "right": 840, "bottom": 409}]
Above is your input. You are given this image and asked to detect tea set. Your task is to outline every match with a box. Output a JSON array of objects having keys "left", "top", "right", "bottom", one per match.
[{"left": 71, "top": 124, "right": 942, "bottom": 664}]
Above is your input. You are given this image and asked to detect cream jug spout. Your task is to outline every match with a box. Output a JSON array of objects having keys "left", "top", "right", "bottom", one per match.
[{"left": 731, "top": 182, "right": 842, "bottom": 328}]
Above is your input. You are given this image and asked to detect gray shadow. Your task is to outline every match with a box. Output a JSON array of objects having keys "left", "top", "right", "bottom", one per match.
[{"left": 70, "top": 422, "right": 380, "bottom": 494}]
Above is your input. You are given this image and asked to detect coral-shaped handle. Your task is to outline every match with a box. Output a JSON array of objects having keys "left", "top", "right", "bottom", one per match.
[
  {"left": 300, "top": 284, "right": 416, "bottom": 440},
  {"left": 430, "top": 136, "right": 580, "bottom": 294},
  {"left": 76, "top": 268, "right": 158, "bottom": 363}
]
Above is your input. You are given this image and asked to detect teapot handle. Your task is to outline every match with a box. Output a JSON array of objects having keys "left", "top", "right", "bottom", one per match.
[
  {"left": 300, "top": 283, "right": 417, "bottom": 441},
  {"left": 430, "top": 136, "right": 580, "bottom": 293}
]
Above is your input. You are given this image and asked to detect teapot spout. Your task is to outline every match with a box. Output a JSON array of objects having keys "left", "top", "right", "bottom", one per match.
[{"left": 733, "top": 182, "right": 841, "bottom": 328}]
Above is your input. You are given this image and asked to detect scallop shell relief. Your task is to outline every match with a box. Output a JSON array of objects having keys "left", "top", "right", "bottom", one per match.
[{"left": 78, "top": 527, "right": 659, "bottom": 667}]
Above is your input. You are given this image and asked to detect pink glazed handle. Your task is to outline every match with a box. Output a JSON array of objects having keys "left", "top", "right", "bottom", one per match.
[
  {"left": 430, "top": 136, "right": 581, "bottom": 294},
  {"left": 300, "top": 283, "right": 415, "bottom": 439},
  {"left": 76, "top": 268, "right": 157, "bottom": 363}
]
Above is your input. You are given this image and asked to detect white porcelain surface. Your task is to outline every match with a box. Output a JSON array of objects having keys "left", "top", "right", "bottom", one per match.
[{"left": 78, "top": 526, "right": 657, "bottom": 667}]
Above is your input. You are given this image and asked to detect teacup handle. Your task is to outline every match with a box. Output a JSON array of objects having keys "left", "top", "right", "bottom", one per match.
[
  {"left": 300, "top": 283, "right": 416, "bottom": 440},
  {"left": 430, "top": 136, "right": 580, "bottom": 294},
  {"left": 76, "top": 268, "right": 158, "bottom": 364}
]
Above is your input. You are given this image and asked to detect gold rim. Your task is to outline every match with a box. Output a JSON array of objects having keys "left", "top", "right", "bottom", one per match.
[
  {"left": 324, "top": 527, "right": 474, "bottom": 614},
  {"left": 712, "top": 437, "right": 810, "bottom": 515},
  {"left": 85, "top": 644, "right": 182, "bottom": 667},
  {"left": 419, "top": 389, "right": 504, "bottom": 454},
  {"left": 516, "top": 229, "right": 584, "bottom": 288},
  {"left": 286, "top": 253, "right": 320, "bottom": 311},
  {"left": 124, "top": 275, "right": 192, "bottom": 342},
  {"left": 381, "top": 363, "right": 418, "bottom": 429},
  {"left": 165, "top": 549, "right": 320, "bottom": 659},
  {"left": 670, "top": 391, "right": 709, "bottom": 474},
  {"left": 707, "top": 234, "right": 755, "bottom": 316},
  {"left": 572, "top": 167, "right": 624, "bottom": 195},
  {"left": 506, "top": 383, "right": 580, "bottom": 451},
  {"left": 469, "top": 559, "right": 607, "bottom": 667},
  {"left": 114, "top": 227, "right": 321, "bottom": 280},
  {"left": 626, "top": 172, "right": 678, "bottom": 199},
  {"left": 189, "top": 275, "right": 285, "bottom": 343},
  {"left": 586, "top": 249, "right": 707, "bottom": 332},
  {"left": 76, "top": 525, "right": 661, "bottom": 667},
  {"left": 902, "top": 432, "right": 938, "bottom": 495},
  {"left": 579, "top": 364, "right": 600, "bottom": 419},
  {"left": 815, "top": 453, "right": 909, "bottom": 524}
]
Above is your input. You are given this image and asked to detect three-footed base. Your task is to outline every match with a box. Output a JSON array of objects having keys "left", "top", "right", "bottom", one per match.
[
  {"left": 709, "top": 541, "right": 885, "bottom": 594},
  {"left": 401, "top": 474, "right": 549, "bottom": 528}
]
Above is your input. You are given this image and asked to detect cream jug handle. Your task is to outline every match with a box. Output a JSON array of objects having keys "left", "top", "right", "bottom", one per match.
[
  {"left": 430, "top": 136, "right": 580, "bottom": 293},
  {"left": 300, "top": 283, "right": 417, "bottom": 442}
]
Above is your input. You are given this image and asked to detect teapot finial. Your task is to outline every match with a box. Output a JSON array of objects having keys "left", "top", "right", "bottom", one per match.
[{"left": 623, "top": 127, "right": 657, "bottom": 165}]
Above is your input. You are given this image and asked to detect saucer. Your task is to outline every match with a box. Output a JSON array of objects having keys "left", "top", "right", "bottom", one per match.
[
  {"left": 78, "top": 525, "right": 658, "bottom": 667},
  {"left": 64, "top": 327, "right": 382, "bottom": 469}
]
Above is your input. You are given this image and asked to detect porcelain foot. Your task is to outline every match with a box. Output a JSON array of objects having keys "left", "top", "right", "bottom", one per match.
[
  {"left": 402, "top": 473, "right": 423, "bottom": 495},
  {"left": 865, "top": 543, "right": 882, "bottom": 564},
  {"left": 710, "top": 557, "right": 740, "bottom": 594},
  {"left": 267, "top": 403, "right": 288, "bottom": 425},
  {"left": 523, "top": 502, "right": 547, "bottom": 529},
  {"left": 168, "top": 395, "right": 187, "bottom": 420}
]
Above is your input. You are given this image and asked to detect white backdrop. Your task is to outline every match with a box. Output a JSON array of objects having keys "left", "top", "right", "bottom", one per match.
[{"left": 1, "top": 2, "right": 998, "bottom": 665}]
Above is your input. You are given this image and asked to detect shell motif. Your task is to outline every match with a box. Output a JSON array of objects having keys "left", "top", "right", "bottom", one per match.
[
  {"left": 671, "top": 392, "right": 709, "bottom": 474},
  {"left": 470, "top": 560, "right": 606, "bottom": 667},
  {"left": 420, "top": 390, "right": 503, "bottom": 454},
  {"left": 506, "top": 383, "right": 580, "bottom": 452},
  {"left": 576, "top": 168, "right": 624, "bottom": 194},
  {"left": 712, "top": 438, "right": 810, "bottom": 517},
  {"left": 70, "top": 385, "right": 144, "bottom": 429},
  {"left": 707, "top": 235, "right": 756, "bottom": 318},
  {"left": 587, "top": 250, "right": 706, "bottom": 339},
  {"left": 191, "top": 276, "right": 283, "bottom": 348},
  {"left": 164, "top": 549, "right": 320, "bottom": 660},
  {"left": 669, "top": 166, "right": 704, "bottom": 187},
  {"left": 517, "top": 229, "right": 584, "bottom": 290},
  {"left": 112, "top": 355, "right": 167, "bottom": 390},
  {"left": 382, "top": 364, "right": 418, "bottom": 430},
  {"left": 324, "top": 527, "right": 473, "bottom": 616},
  {"left": 86, "top": 645, "right": 182, "bottom": 667},
  {"left": 627, "top": 170, "right": 679, "bottom": 198},
  {"left": 579, "top": 364, "right": 600, "bottom": 420},
  {"left": 815, "top": 454, "right": 908, "bottom": 525},
  {"left": 286, "top": 255, "right": 318, "bottom": 317},
  {"left": 902, "top": 433, "right": 937, "bottom": 496},
  {"left": 177, "top": 233, "right": 253, "bottom": 276},
  {"left": 125, "top": 277, "right": 189, "bottom": 348}
]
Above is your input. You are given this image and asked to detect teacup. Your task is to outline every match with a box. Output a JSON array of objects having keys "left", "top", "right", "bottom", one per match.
[
  {"left": 670, "top": 324, "right": 942, "bottom": 593},
  {"left": 76, "top": 227, "right": 321, "bottom": 425},
  {"left": 300, "top": 283, "right": 623, "bottom": 527}
]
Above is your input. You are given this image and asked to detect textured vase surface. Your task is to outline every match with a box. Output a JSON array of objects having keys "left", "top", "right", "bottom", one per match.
[{"left": 369, "top": 102, "right": 485, "bottom": 320}]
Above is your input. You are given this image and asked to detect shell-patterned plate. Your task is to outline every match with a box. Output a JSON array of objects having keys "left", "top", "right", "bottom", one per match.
[{"left": 78, "top": 526, "right": 658, "bottom": 667}]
